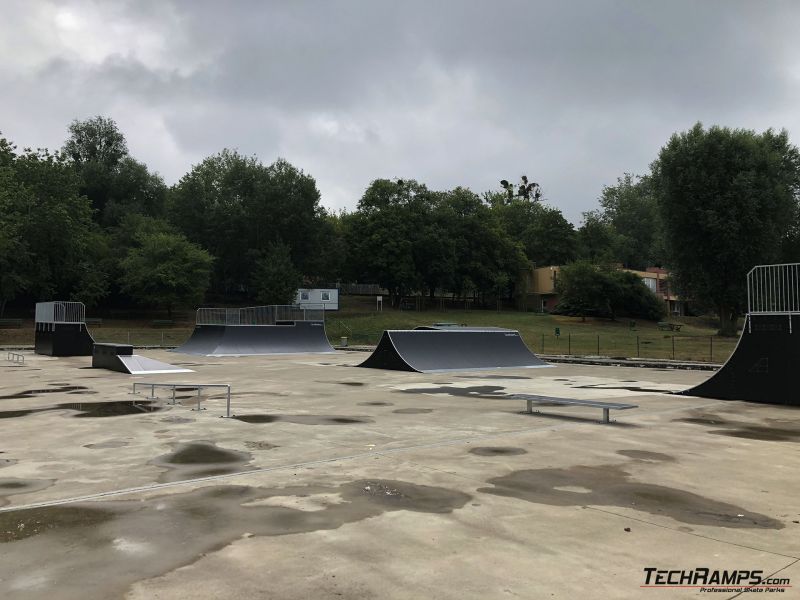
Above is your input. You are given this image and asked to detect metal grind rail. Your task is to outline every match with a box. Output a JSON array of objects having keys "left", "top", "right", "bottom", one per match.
[
  {"left": 6, "top": 352, "right": 24, "bottom": 364},
  {"left": 132, "top": 382, "right": 232, "bottom": 417}
]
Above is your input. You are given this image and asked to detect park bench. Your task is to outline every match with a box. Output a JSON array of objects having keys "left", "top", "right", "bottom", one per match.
[
  {"left": 512, "top": 393, "right": 638, "bottom": 424},
  {"left": 0, "top": 318, "right": 23, "bottom": 329},
  {"left": 152, "top": 319, "right": 175, "bottom": 327},
  {"left": 657, "top": 322, "right": 682, "bottom": 332},
  {"left": 85, "top": 317, "right": 103, "bottom": 327}
]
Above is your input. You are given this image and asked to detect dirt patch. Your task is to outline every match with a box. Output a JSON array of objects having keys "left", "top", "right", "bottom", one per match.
[
  {"left": 479, "top": 464, "right": 783, "bottom": 529},
  {"left": 469, "top": 447, "right": 528, "bottom": 456}
]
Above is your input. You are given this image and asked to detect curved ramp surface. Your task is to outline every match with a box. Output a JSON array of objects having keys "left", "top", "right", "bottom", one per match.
[
  {"left": 682, "top": 314, "right": 799, "bottom": 405},
  {"left": 359, "top": 329, "right": 549, "bottom": 373},
  {"left": 173, "top": 322, "right": 334, "bottom": 356}
]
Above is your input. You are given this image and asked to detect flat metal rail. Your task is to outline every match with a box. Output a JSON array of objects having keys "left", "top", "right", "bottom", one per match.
[
  {"left": 132, "top": 382, "right": 233, "bottom": 417},
  {"left": 512, "top": 393, "right": 638, "bottom": 424},
  {"left": 6, "top": 352, "right": 24, "bottom": 364}
]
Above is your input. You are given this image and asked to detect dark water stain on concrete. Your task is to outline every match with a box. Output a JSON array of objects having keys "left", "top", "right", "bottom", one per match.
[
  {"left": 479, "top": 465, "right": 783, "bottom": 529},
  {"left": 0, "top": 479, "right": 470, "bottom": 599},
  {"left": 336, "top": 381, "right": 365, "bottom": 386},
  {"left": 152, "top": 441, "right": 253, "bottom": 483},
  {"left": 357, "top": 401, "right": 394, "bottom": 406},
  {"left": 232, "top": 414, "right": 373, "bottom": 425},
  {"left": 84, "top": 440, "right": 130, "bottom": 449},
  {"left": 392, "top": 408, "right": 433, "bottom": 414},
  {"left": 469, "top": 447, "right": 528, "bottom": 456},
  {"left": 0, "top": 400, "right": 163, "bottom": 420},
  {"left": 573, "top": 384, "right": 671, "bottom": 394},
  {"left": 0, "top": 457, "right": 17, "bottom": 469},
  {"left": 159, "top": 416, "right": 195, "bottom": 424},
  {"left": 455, "top": 375, "right": 531, "bottom": 380},
  {"left": 0, "top": 478, "right": 55, "bottom": 507},
  {"left": 616, "top": 450, "right": 675, "bottom": 462},
  {"left": 673, "top": 413, "right": 800, "bottom": 442},
  {"left": 244, "top": 441, "right": 278, "bottom": 451},
  {"left": 399, "top": 385, "right": 508, "bottom": 399},
  {"left": 0, "top": 385, "right": 89, "bottom": 400}
]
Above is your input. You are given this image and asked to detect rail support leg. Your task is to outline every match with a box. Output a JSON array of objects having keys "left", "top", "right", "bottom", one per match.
[
  {"left": 602, "top": 408, "right": 610, "bottom": 424},
  {"left": 192, "top": 387, "right": 206, "bottom": 412},
  {"left": 171, "top": 387, "right": 176, "bottom": 406},
  {"left": 526, "top": 398, "right": 533, "bottom": 413}
]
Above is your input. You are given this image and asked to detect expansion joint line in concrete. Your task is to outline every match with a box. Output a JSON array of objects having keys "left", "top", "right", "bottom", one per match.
[
  {"left": 585, "top": 506, "right": 799, "bottom": 561},
  {"left": 727, "top": 558, "right": 799, "bottom": 600},
  {"left": 0, "top": 400, "right": 723, "bottom": 515}
]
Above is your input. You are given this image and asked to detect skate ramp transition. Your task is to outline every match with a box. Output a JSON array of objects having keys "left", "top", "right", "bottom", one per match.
[
  {"left": 34, "top": 301, "right": 95, "bottom": 357},
  {"left": 358, "top": 327, "right": 550, "bottom": 373},
  {"left": 93, "top": 343, "right": 193, "bottom": 375},
  {"left": 173, "top": 305, "right": 335, "bottom": 356},
  {"left": 682, "top": 264, "right": 799, "bottom": 406}
]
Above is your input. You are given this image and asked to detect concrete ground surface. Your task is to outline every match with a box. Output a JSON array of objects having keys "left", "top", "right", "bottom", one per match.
[{"left": 0, "top": 350, "right": 798, "bottom": 599}]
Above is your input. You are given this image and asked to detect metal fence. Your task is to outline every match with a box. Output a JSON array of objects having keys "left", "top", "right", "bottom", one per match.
[
  {"left": 748, "top": 263, "right": 800, "bottom": 315},
  {"left": 195, "top": 304, "right": 326, "bottom": 326},
  {"left": 34, "top": 301, "right": 85, "bottom": 324}
]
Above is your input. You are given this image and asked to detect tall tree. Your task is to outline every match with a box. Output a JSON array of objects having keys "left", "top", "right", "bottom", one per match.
[
  {"left": 250, "top": 241, "right": 302, "bottom": 305},
  {"left": 652, "top": 123, "right": 800, "bottom": 335}
]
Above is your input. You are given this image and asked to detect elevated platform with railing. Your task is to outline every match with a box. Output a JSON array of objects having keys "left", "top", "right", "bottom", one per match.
[
  {"left": 34, "top": 301, "right": 95, "bottom": 356},
  {"left": 747, "top": 263, "right": 799, "bottom": 332},
  {"left": 195, "top": 304, "right": 327, "bottom": 326}
]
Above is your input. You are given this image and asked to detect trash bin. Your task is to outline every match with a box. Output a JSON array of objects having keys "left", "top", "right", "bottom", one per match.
[{"left": 341, "top": 336, "right": 348, "bottom": 347}]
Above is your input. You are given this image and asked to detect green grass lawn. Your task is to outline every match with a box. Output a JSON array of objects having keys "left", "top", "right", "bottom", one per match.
[{"left": 0, "top": 296, "right": 738, "bottom": 363}]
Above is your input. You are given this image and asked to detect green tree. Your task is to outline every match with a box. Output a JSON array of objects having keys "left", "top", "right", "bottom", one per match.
[
  {"left": 118, "top": 231, "right": 213, "bottom": 317},
  {"left": 652, "top": 123, "right": 800, "bottom": 335},
  {"left": 250, "top": 241, "right": 302, "bottom": 305},
  {"left": 576, "top": 211, "right": 619, "bottom": 264}
]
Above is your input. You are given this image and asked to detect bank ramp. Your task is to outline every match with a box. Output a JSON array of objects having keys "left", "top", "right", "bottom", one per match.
[
  {"left": 173, "top": 305, "right": 335, "bottom": 356},
  {"left": 358, "top": 327, "right": 549, "bottom": 373},
  {"left": 93, "top": 344, "right": 193, "bottom": 375},
  {"left": 682, "top": 264, "right": 799, "bottom": 406}
]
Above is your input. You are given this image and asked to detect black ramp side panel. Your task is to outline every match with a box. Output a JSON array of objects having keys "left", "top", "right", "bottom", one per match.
[
  {"left": 358, "top": 331, "right": 417, "bottom": 371},
  {"left": 172, "top": 325, "right": 226, "bottom": 356},
  {"left": 358, "top": 329, "right": 549, "bottom": 372},
  {"left": 173, "top": 322, "right": 334, "bottom": 356},
  {"left": 35, "top": 323, "right": 95, "bottom": 356},
  {"left": 683, "top": 314, "right": 799, "bottom": 406}
]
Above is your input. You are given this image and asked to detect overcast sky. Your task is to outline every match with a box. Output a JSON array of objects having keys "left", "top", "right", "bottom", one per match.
[{"left": 3, "top": 1, "right": 800, "bottom": 222}]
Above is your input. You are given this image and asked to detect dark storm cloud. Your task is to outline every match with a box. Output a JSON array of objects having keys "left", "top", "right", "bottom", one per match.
[{"left": 2, "top": 0, "right": 800, "bottom": 220}]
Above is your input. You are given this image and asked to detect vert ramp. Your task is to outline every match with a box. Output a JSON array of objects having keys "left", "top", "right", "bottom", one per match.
[
  {"left": 173, "top": 321, "right": 334, "bottom": 356},
  {"left": 682, "top": 314, "right": 798, "bottom": 405},
  {"left": 358, "top": 329, "right": 550, "bottom": 373}
]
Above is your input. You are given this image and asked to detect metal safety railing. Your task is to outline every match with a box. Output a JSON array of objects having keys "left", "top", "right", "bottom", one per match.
[
  {"left": 195, "top": 304, "right": 326, "bottom": 326},
  {"left": 747, "top": 263, "right": 800, "bottom": 315},
  {"left": 35, "top": 301, "right": 86, "bottom": 324},
  {"left": 132, "top": 382, "right": 233, "bottom": 417},
  {"left": 6, "top": 352, "right": 24, "bottom": 364}
]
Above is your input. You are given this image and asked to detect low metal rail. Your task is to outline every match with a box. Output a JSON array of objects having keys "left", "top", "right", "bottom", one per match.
[
  {"left": 6, "top": 352, "right": 24, "bottom": 364},
  {"left": 132, "top": 382, "right": 232, "bottom": 417},
  {"left": 512, "top": 394, "right": 638, "bottom": 424}
]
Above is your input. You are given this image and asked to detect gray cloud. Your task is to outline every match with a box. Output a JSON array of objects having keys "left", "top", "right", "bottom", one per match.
[{"left": 2, "top": 0, "right": 800, "bottom": 221}]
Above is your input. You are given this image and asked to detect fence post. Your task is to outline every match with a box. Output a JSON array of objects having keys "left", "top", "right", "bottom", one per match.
[
  {"left": 637, "top": 335, "right": 640, "bottom": 358},
  {"left": 710, "top": 336, "right": 713, "bottom": 362},
  {"left": 568, "top": 334, "right": 571, "bottom": 356},
  {"left": 596, "top": 335, "right": 600, "bottom": 355},
  {"left": 672, "top": 336, "right": 675, "bottom": 360},
  {"left": 161, "top": 331, "right": 165, "bottom": 347},
  {"left": 541, "top": 334, "right": 544, "bottom": 353},
  {"left": 127, "top": 331, "right": 131, "bottom": 345}
]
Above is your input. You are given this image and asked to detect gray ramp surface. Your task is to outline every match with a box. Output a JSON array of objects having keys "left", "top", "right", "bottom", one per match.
[
  {"left": 359, "top": 329, "right": 550, "bottom": 373},
  {"left": 173, "top": 322, "right": 334, "bottom": 356},
  {"left": 118, "top": 355, "right": 193, "bottom": 375}
]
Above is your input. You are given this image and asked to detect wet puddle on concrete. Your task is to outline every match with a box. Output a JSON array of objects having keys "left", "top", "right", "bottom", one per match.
[
  {"left": 0, "top": 400, "right": 164, "bottom": 419},
  {"left": 84, "top": 440, "right": 130, "bottom": 449},
  {"left": 357, "top": 401, "right": 394, "bottom": 407},
  {"left": 0, "top": 385, "right": 89, "bottom": 400},
  {"left": 454, "top": 375, "right": 531, "bottom": 380},
  {"left": 398, "top": 385, "right": 508, "bottom": 399},
  {"left": 151, "top": 441, "right": 253, "bottom": 482},
  {"left": 469, "top": 447, "right": 528, "bottom": 456},
  {"left": 673, "top": 413, "right": 800, "bottom": 442},
  {"left": 0, "top": 479, "right": 470, "bottom": 599},
  {"left": 232, "top": 414, "right": 374, "bottom": 425},
  {"left": 392, "top": 408, "right": 433, "bottom": 414},
  {"left": 616, "top": 450, "right": 675, "bottom": 462},
  {"left": 479, "top": 464, "right": 783, "bottom": 529},
  {"left": 244, "top": 441, "right": 279, "bottom": 451}
]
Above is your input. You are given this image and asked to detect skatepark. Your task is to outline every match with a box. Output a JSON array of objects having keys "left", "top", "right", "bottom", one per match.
[{"left": 1, "top": 266, "right": 798, "bottom": 600}]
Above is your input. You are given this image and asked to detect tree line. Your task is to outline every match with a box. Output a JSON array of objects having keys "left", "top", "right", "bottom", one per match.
[{"left": 1, "top": 117, "right": 798, "bottom": 332}]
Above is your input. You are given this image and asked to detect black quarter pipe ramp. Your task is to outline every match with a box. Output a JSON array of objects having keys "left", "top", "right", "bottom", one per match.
[
  {"left": 358, "top": 328, "right": 550, "bottom": 373},
  {"left": 682, "top": 313, "right": 799, "bottom": 405}
]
